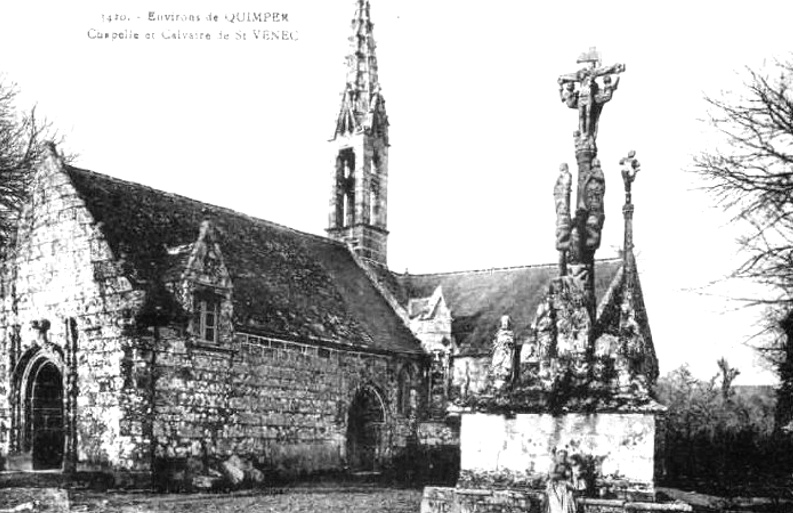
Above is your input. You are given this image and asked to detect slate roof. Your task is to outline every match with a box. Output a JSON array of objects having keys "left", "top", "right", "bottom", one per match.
[
  {"left": 397, "top": 260, "right": 623, "bottom": 356},
  {"left": 65, "top": 166, "right": 423, "bottom": 355}
]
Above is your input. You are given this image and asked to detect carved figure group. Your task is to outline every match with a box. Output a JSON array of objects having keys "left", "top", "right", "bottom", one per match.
[
  {"left": 554, "top": 154, "right": 605, "bottom": 272},
  {"left": 553, "top": 279, "right": 591, "bottom": 357},
  {"left": 581, "top": 158, "right": 606, "bottom": 252},
  {"left": 558, "top": 60, "right": 624, "bottom": 142}
]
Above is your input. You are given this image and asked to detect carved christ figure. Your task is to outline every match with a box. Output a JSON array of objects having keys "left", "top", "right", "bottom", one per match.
[{"left": 558, "top": 61, "right": 625, "bottom": 141}]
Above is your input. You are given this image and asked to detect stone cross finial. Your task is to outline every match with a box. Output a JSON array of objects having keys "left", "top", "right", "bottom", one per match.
[{"left": 576, "top": 46, "right": 601, "bottom": 66}]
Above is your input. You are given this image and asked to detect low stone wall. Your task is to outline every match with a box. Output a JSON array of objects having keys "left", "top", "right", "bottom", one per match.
[
  {"left": 422, "top": 486, "right": 542, "bottom": 513},
  {"left": 420, "top": 487, "right": 693, "bottom": 513}
]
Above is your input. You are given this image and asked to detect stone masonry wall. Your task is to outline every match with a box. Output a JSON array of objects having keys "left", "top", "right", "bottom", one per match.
[
  {"left": 151, "top": 329, "right": 423, "bottom": 478},
  {"left": 0, "top": 153, "right": 149, "bottom": 473},
  {"left": 149, "top": 327, "right": 234, "bottom": 474}
]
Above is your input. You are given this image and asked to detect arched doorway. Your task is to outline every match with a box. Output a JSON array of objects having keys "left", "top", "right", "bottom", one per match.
[
  {"left": 346, "top": 386, "right": 386, "bottom": 471},
  {"left": 26, "top": 360, "right": 64, "bottom": 470}
]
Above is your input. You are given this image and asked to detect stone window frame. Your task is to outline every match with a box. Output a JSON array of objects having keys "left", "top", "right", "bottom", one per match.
[
  {"left": 397, "top": 364, "right": 417, "bottom": 417},
  {"left": 192, "top": 290, "right": 221, "bottom": 343}
]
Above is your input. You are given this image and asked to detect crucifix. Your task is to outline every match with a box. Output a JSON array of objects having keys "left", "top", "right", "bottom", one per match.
[{"left": 558, "top": 47, "right": 625, "bottom": 144}]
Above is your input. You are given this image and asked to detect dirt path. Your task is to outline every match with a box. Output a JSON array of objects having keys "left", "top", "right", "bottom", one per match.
[{"left": 69, "top": 487, "right": 422, "bottom": 513}]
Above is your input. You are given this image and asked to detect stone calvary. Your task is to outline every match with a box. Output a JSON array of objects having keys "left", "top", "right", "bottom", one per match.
[{"left": 421, "top": 49, "right": 690, "bottom": 513}]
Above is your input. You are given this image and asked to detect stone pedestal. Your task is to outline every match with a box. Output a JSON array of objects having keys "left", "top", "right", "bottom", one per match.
[{"left": 457, "top": 412, "right": 656, "bottom": 496}]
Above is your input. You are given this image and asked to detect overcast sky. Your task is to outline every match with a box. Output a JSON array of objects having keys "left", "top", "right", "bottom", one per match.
[{"left": 2, "top": 0, "right": 791, "bottom": 384}]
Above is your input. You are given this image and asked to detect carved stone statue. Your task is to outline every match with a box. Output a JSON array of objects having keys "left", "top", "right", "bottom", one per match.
[
  {"left": 554, "top": 163, "right": 573, "bottom": 274},
  {"left": 532, "top": 300, "right": 554, "bottom": 359},
  {"left": 585, "top": 73, "right": 620, "bottom": 141},
  {"left": 560, "top": 82, "right": 578, "bottom": 109},
  {"left": 620, "top": 150, "right": 640, "bottom": 205},
  {"left": 31, "top": 319, "right": 51, "bottom": 346},
  {"left": 490, "top": 315, "right": 516, "bottom": 389}
]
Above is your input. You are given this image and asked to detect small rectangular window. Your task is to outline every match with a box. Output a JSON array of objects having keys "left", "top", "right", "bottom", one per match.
[{"left": 194, "top": 293, "right": 220, "bottom": 343}]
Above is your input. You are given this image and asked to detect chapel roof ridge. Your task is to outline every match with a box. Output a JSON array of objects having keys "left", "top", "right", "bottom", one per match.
[
  {"left": 64, "top": 164, "right": 343, "bottom": 247},
  {"left": 402, "top": 256, "right": 623, "bottom": 278}
]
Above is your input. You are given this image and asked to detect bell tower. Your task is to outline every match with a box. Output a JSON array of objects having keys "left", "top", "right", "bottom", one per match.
[{"left": 326, "top": 0, "right": 390, "bottom": 267}]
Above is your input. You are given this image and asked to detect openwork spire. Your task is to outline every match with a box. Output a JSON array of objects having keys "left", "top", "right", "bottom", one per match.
[
  {"left": 346, "top": 0, "right": 379, "bottom": 95},
  {"left": 335, "top": 0, "right": 388, "bottom": 139}
]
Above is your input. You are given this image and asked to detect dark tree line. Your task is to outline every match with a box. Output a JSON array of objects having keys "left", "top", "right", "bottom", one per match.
[
  {"left": 655, "top": 362, "right": 789, "bottom": 496},
  {"left": 693, "top": 57, "right": 793, "bottom": 429}
]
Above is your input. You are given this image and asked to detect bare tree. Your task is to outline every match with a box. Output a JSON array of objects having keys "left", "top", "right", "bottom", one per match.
[
  {"left": 0, "top": 76, "right": 68, "bottom": 251},
  {"left": 693, "top": 57, "right": 793, "bottom": 428}
]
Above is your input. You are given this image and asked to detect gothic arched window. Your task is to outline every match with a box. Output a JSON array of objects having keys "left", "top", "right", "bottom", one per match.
[{"left": 397, "top": 366, "right": 414, "bottom": 416}]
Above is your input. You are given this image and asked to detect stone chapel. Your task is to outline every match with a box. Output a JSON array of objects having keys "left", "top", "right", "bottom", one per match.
[{"left": 0, "top": 0, "right": 656, "bottom": 487}]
